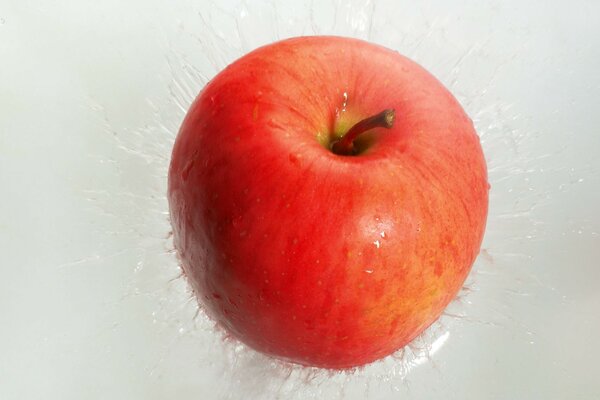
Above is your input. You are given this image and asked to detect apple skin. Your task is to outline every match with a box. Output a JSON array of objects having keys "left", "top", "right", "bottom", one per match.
[{"left": 168, "top": 36, "right": 488, "bottom": 369}]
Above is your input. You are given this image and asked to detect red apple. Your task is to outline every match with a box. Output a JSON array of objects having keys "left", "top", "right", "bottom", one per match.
[{"left": 168, "top": 36, "right": 488, "bottom": 369}]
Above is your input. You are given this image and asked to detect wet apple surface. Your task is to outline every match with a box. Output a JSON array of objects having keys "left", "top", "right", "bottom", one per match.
[{"left": 168, "top": 36, "right": 488, "bottom": 369}]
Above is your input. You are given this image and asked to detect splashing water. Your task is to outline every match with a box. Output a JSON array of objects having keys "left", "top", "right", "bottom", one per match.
[
  {"left": 83, "top": 2, "right": 599, "bottom": 399},
  {"left": 4, "top": 0, "right": 598, "bottom": 399}
]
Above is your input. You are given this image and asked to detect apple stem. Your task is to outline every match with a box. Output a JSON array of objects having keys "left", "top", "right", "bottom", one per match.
[{"left": 331, "top": 109, "right": 395, "bottom": 155}]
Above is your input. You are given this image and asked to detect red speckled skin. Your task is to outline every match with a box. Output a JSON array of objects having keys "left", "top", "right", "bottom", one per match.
[{"left": 168, "top": 36, "right": 488, "bottom": 369}]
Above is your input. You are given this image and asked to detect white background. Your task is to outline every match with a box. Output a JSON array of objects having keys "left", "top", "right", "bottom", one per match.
[{"left": 1, "top": 1, "right": 599, "bottom": 399}]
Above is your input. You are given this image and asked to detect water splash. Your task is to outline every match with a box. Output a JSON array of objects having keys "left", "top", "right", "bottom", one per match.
[{"left": 75, "top": 0, "right": 598, "bottom": 398}]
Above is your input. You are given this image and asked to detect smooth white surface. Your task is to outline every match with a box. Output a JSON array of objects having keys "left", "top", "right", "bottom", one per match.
[{"left": 1, "top": 1, "right": 599, "bottom": 399}]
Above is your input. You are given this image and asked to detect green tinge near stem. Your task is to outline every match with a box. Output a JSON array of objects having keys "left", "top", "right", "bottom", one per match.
[{"left": 330, "top": 109, "right": 395, "bottom": 155}]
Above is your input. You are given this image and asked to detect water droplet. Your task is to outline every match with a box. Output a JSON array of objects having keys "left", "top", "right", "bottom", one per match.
[
  {"left": 341, "top": 91, "right": 348, "bottom": 112},
  {"left": 373, "top": 240, "right": 381, "bottom": 248}
]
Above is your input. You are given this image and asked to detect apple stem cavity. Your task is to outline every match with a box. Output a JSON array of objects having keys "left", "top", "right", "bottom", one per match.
[{"left": 331, "top": 109, "right": 395, "bottom": 156}]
